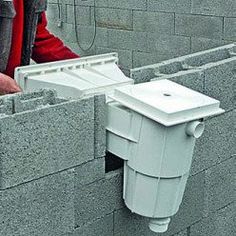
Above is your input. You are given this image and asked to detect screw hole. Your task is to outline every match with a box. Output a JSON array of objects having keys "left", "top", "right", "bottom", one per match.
[{"left": 163, "top": 93, "right": 171, "bottom": 97}]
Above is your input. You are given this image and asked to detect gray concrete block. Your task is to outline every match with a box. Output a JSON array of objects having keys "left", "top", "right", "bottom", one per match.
[
  {"left": 191, "top": 37, "right": 231, "bottom": 53},
  {"left": 48, "top": 0, "right": 94, "bottom": 6},
  {"left": 190, "top": 202, "right": 236, "bottom": 236},
  {"left": 95, "top": 8, "right": 132, "bottom": 30},
  {"left": 184, "top": 46, "right": 231, "bottom": 67},
  {"left": 131, "top": 66, "right": 157, "bottom": 84},
  {"left": 96, "top": 0, "right": 147, "bottom": 10},
  {"left": 114, "top": 207, "right": 161, "bottom": 236},
  {"left": 133, "top": 11, "right": 174, "bottom": 34},
  {"left": 94, "top": 95, "right": 106, "bottom": 158},
  {"left": 175, "top": 14, "right": 223, "bottom": 39},
  {"left": 0, "top": 96, "right": 13, "bottom": 116},
  {"left": 13, "top": 90, "right": 58, "bottom": 113},
  {"left": 66, "top": 214, "right": 114, "bottom": 236},
  {"left": 121, "top": 68, "right": 131, "bottom": 77},
  {"left": 159, "top": 69, "right": 205, "bottom": 93},
  {"left": 0, "top": 97, "right": 95, "bottom": 189},
  {"left": 64, "top": 41, "right": 96, "bottom": 57},
  {"left": 132, "top": 51, "right": 173, "bottom": 68},
  {"left": 203, "top": 57, "right": 236, "bottom": 110},
  {"left": 46, "top": 3, "right": 67, "bottom": 23},
  {"left": 66, "top": 0, "right": 94, "bottom": 6},
  {"left": 191, "top": 0, "right": 236, "bottom": 17},
  {"left": 47, "top": 18, "right": 108, "bottom": 48},
  {"left": 114, "top": 207, "right": 188, "bottom": 236},
  {"left": 131, "top": 44, "right": 236, "bottom": 84},
  {"left": 157, "top": 61, "right": 185, "bottom": 74},
  {"left": 224, "top": 17, "right": 236, "bottom": 40},
  {"left": 0, "top": 169, "right": 75, "bottom": 236},
  {"left": 204, "top": 156, "right": 236, "bottom": 214},
  {"left": 147, "top": 34, "right": 191, "bottom": 56},
  {"left": 108, "top": 29, "right": 148, "bottom": 51},
  {"left": 75, "top": 158, "right": 105, "bottom": 186},
  {"left": 191, "top": 110, "right": 236, "bottom": 175},
  {"left": 147, "top": 0, "right": 191, "bottom": 13},
  {"left": 47, "top": 21, "right": 76, "bottom": 43},
  {"left": 66, "top": 5, "right": 91, "bottom": 25},
  {"left": 75, "top": 169, "right": 124, "bottom": 227},
  {"left": 96, "top": 47, "right": 132, "bottom": 69}
]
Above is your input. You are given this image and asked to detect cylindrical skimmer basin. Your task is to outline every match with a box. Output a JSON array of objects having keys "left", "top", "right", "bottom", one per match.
[{"left": 107, "top": 79, "right": 224, "bottom": 233}]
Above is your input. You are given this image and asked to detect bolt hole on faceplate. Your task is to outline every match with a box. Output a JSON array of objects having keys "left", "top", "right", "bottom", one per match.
[{"left": 163, "top": 93, "right": 171, "bottom": 97}]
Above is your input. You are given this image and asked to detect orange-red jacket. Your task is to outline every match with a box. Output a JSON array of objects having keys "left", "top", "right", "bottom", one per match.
[{"left": 4, "top": 0, "right": 79, "bottom": 78}]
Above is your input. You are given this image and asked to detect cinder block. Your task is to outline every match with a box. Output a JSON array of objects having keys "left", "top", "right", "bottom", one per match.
[
  {"left": 95, "top": 8, "right": 132, "bottom": 30},
  {"left": 204, "top": 156, "right": 236, "bottom": 214},
  {"left": 114, "top": 207, "right": 188, "bottom": 236},
  {"left": 0, "top": 96, "right": 13, "bottom": 115},
  {"left": 159, "top": 69, "right": 205, "bottom": 93},
  {"left": 191, "top": 0, "right": 236, "bottom": 17},
  {"left": 12, "top": 90, "right": 57, "bottom": 113},
  {"left": 147, "top": 34, "right": 191, "bottom": 56},
  {"left": 147, "top": 0, "right": 191, "bottom": 13},
  {"left": 121, "top": 68, "right": 131, "bottom": 77},
  {"left": 191, "top": 37, "right": 231, "bottom": 53},
  {"left": 75, "top": 169, "right": 124, "bottom": 227},
  {"left": 46, "top": 3, "right": 67, "bottom": 23},
  {"left": 63, "top": 41, "right": 96, "bottom": 57},
  {"left": 190, "top": 202, "right": 236, "bottom": 236},
  {"left": 157, "top": 61, "right": 184, "bottom": 74},
  {"left": 131, "top": 44, "right": 235, "bottom": 84},
  {"left": 65, "top": 0, "right": 94, "bottom": 6},
  {"left": 191, "top": 110, "right": 236, "bottom": 175},
  {"left": 131, "top": 66, "right": 157, "bottom": 84},
  {"left": 96, "top": 47, "right": 132, "bottom": 69},
  {"left": 65, "top": 214, "right": 114, "bottom": 236},
  {"left": 48, "top": 0, "right": 94, "bottom": 6},
  {"left": 132, "top": 51, "right": 173, "bottom": 68},
  {"left": 184, "top": 46, "right": 231, "bottom": 67},
  {"left": 75, "top": 158, "right": 105, "bottom": 186},
  {"left": 66, "top": 5, "right": 91, "bottom": 25},
  {"left": 47, "top": 21, "right": 76, "bottom": 43},
  {"left": 0, "top": 169, "right": 74, "bottom": 236},
  {"left": 175, "top": 14, "right": 223, "bottom": 39},
  {"left": 96, "top": 0, "right": 147, "bottom": 10},
  {"left": 108, "top": 29, "right": 148, "bottom": 51},
  {"left": 203, "top": 57, "right": 236, "bottom": 110},
  {"left": 0, "top": 97, "right": 95, "bottom": 189},
  {"left": 224, "top": 17, "right": 236, "bottom": 40},
  {"left": 94, "top": 95, "right": 106, "bottom": 158},
  {"left": 133, "top": 11, "right": 174, "bottom": 34}
]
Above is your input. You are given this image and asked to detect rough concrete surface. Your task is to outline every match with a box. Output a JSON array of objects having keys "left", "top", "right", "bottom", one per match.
[
  {"left": 0, "top": 93, "right": 95, "bottom": 189},
  {"left": 0, "top": 169, "right": 75, "bottom": 236}
]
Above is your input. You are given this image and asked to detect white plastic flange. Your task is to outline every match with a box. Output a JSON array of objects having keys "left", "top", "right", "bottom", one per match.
[
  {"left": 186, "top": 121, "right": 205, "bottom": 138},
  {"left": 149, "top": 217, "right": 171, "bottom": 233}
]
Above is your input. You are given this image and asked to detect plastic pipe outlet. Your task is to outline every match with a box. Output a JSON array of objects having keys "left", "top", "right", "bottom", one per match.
[{"left": 186, "top": 121, "right": 205, "bottom": 138}]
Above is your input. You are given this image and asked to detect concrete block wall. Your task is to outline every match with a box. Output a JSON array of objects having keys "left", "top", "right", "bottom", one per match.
[
  {"left": 0, "top": 45, "right": 235, "bottom": 235},
  {"left": 46, "top": 0, "right": 235, "bottom": 74}
]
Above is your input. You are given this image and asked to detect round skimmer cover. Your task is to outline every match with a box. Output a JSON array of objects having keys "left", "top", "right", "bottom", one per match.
[{"left": 109, "top": 79, "right": 224, "bottom": 126}]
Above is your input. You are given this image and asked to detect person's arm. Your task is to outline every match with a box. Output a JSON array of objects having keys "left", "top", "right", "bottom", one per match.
[{"left": 32, "top": 12, "right": 79, "bottom": 63}]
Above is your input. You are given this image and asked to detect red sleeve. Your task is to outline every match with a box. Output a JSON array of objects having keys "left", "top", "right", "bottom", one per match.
[{"left": 32, "top": 12, "right": 79, "bottom": 63}]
